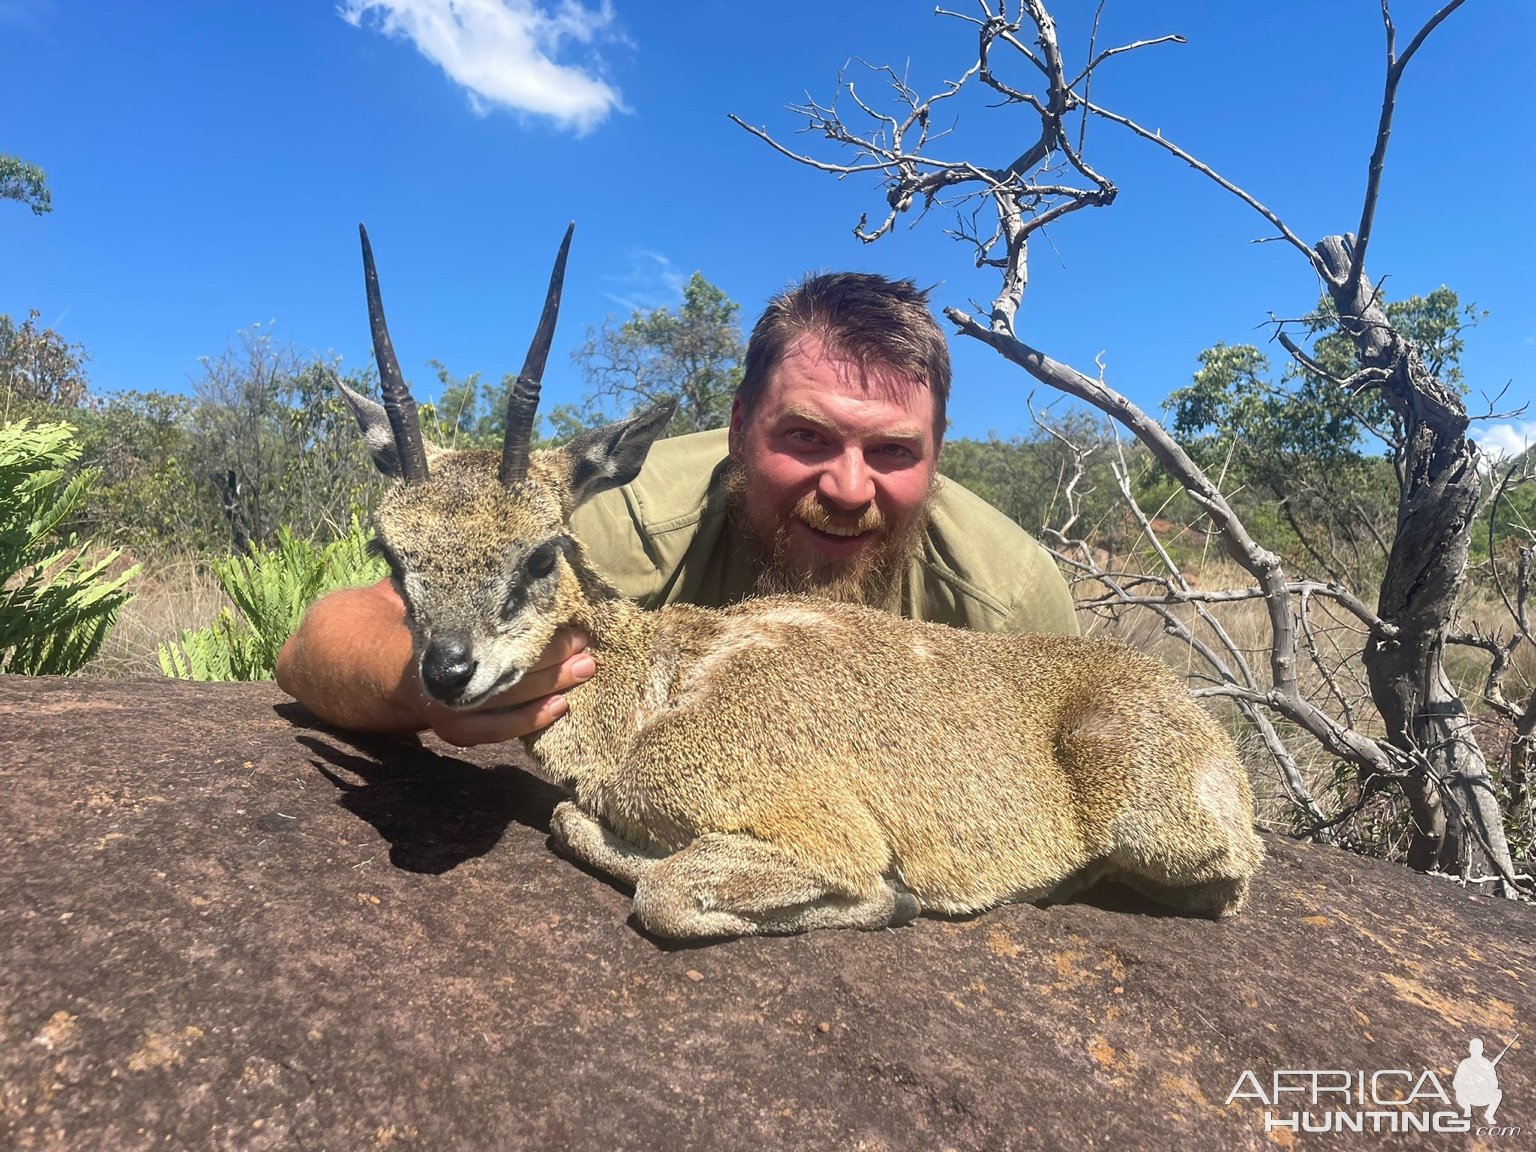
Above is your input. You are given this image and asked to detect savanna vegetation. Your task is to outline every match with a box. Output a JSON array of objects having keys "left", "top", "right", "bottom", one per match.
[
  {"left": 4, "top": 271, "right": 1530, "bottom": 876},
  {"left": 3, "top": 0, "right": 1531, "bottom": 891}
]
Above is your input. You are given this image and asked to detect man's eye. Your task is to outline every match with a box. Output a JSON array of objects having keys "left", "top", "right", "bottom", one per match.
[{"left": 876, "top": 443, "right": 916, "bottom": 460}]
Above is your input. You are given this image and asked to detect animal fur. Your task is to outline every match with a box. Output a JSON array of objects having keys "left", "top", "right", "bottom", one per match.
[
  {"left": 338, "top": 224, "right": 1262, "bottom": 939},
  {"left": 344, "top": 403, "right": 1265, "bottom": 938}
]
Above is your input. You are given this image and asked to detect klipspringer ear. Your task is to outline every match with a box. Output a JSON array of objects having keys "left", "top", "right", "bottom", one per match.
[
  {"left": 336, "top": 378, "right": 444, "bottom": 479},
  {"left": 560, "top": 399, "right": 678, "bottom": 509}
]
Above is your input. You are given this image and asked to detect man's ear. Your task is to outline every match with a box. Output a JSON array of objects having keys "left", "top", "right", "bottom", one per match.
[
  {"left": 561, "top": 400, "right": 678, "bottom": 509},
  {"left": 336, "top": 378, "right": 442, "bottom": 477}
]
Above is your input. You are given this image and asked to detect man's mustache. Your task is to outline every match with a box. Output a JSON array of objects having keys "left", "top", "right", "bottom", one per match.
[{"left": 790, "top": 493, "right": 887, "bottom": 538}]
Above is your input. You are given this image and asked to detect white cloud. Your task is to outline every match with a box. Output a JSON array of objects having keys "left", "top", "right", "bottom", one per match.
[
  {"left": 1472, "top": 420, "right": 1536, "bottom": 462},
  {"left": 339, "top": 0, "right": 624, "bottom": 134},
  {"left": 600, "top": 250, "right": 688, "bottom": 314}
]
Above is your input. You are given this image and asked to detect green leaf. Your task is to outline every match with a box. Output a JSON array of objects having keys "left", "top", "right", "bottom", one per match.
[
  {"left": 159, "top": 516, "right": 386, "bottom": 681},
  {"left": 0, "top": 420, "right": 138, "bottom": 675}
]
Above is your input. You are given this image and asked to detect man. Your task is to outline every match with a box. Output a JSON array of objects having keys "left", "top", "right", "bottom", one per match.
[{"left": 275, "top": 272, "right": 1077, "bottom": 745}]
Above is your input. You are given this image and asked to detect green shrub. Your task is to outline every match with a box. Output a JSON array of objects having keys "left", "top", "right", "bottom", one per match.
[
  {"left": 159, "top": 519, "right": 386, "bottom": 681},
  {"left": 0, "top": 421, "right": 138, "bottom": 675}
]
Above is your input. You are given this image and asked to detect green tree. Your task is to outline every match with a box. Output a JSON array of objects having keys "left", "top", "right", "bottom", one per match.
[
  {"left": 421, "top": 359, "right": 494, "bottom": 447},
  {"left": 65, "top": 334, "right": 381, "bottom": 559},
  {"left": 0, "top": 155, "right": 51, "bottom": 215},
  {"left": 1164, "top": 289, "right": 1479, "bottom": 584},
  {"left": 1169, "top": 289, "right": 1478, "bottom": 464},
  {"left": 184, "top": 326, "right": 381, "bottom": 553},
  {"left": 414, "top": 358, "right": 535, "bottom": 451},
  {"left": 567, "top": 272, "right": 744, "bottom": 438},
  {"left": 0, "top": 311, "right": 90, "bottom": 416},
  {"left": 69, "top": 390, "right": 210, "bottom": 554}
]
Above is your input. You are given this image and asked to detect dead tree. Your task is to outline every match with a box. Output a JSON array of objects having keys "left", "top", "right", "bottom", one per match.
[
  {"left": 1453, "top": 457, "right": 1536, "bottom": 840},
  {"left": 732, "top": 0, "right": 1526, "bottom": 894}
]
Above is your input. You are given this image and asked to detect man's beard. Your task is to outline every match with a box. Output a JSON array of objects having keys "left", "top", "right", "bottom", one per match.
[{"left": 724, "top": 462, "right": 933, "bottom": 606}]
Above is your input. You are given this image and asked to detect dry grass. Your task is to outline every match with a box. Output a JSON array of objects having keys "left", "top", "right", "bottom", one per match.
[
  {"left": 1076, "top": 551, "right": 1534, "bottom": 860},
  {"left": 83, "top": 554, "right": 229, "bottom": 678}
]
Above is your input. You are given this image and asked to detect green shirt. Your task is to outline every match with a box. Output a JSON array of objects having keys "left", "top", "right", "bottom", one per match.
[{"left": 570, "top": 428, "right": 1078, "bottom": 635}]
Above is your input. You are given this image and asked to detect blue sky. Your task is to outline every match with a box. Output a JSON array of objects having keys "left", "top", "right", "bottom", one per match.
[{"left": 3, "top": 1, "right": 1533, "bottom": 451}]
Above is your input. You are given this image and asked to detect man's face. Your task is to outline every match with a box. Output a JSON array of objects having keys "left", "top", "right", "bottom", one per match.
[{"left": 728, "top": 334, "right": 941, "bottom": 600}]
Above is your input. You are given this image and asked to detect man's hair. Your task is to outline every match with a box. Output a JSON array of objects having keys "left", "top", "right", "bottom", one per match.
[{"left": 735, "top": 272, "right": 952, "bottom": 438}]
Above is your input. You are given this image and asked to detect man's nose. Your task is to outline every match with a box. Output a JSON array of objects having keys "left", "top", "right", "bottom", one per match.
[{"left": 818, "top": 450, "right": 875, "bottom": 509}]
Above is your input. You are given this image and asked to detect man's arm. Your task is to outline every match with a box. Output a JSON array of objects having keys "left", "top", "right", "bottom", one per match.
[{"left": 274, "top": 578, "right": 594, "bottom": 746}]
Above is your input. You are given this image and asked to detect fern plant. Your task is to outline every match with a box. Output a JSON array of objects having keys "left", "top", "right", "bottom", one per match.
[
  {"left": 160, "top": 518, "right": 386, "bottom": 681},
  {"left": 0, "top": 421, "right": 139, "bottom": 675}
]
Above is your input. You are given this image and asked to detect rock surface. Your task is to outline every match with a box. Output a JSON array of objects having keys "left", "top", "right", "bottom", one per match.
[{"left": 1, "top": 675, "right": 1531, "bottom": 1150}]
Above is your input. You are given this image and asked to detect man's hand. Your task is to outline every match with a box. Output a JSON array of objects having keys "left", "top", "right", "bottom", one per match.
[
  {"left": 275, "top": 578, "right": 596, "bottom": 746},
  {"left": 398, "top": 627, "right": 595, "bottom": 747}
]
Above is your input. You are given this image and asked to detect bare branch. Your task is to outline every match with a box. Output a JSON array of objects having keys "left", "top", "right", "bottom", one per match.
[
  {"left": 1275, "top": 331, "right": 1391, "bottom": 395},
  {"left": 1082, "top": 99, "right": 1329, "bottom": 280},
  {"left": 1298, "top": 585, "right": 1359, "bottom": 730},
  {"left": 1486, "top": 456, "right": 1536, "bottom": 640},
  {"left": 946, "top": 306, "right": 1411, "bottom": 785},
  {"left": 726, "top": 114, "right": 908, "bottom": 178},
  {"left": 1081, "top": 581, "right": 1390, "bottom": 636},
  {"left": 1067, "top": 33, "right": 1187, "bottom": 91},
  {"left": 1347, "top": 1, "right": 1470, "bottom": 295}
]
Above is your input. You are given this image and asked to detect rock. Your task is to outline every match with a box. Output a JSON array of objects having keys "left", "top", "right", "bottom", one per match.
[{"left": 1, "top": 676, "right": 1531, "bottom": 1150}]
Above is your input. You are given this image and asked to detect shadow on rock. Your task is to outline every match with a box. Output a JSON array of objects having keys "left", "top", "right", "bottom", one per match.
[
  {"left": 1072, "top": 879, "right": 1193, "bottom": 918},
  {"left": 293, "top": 729, "right": 562, "bottom": 874}
]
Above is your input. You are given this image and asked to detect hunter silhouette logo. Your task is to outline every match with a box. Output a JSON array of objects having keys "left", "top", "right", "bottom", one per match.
[
  {"left": 1224, "top": 1033, "right": 1522, "bottom": 1136},
  {"left": 1454, "top": 1034, "right": 1516, "bottom": 1124}
]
